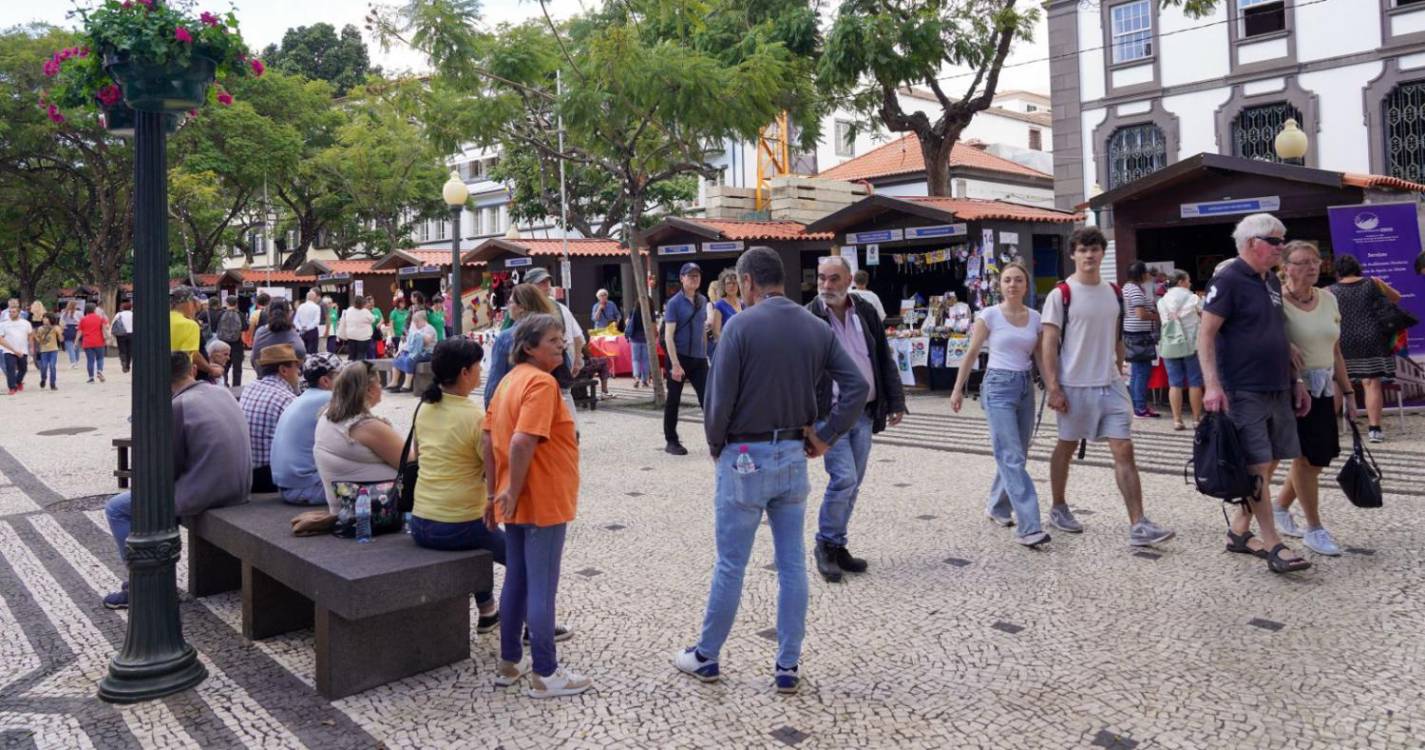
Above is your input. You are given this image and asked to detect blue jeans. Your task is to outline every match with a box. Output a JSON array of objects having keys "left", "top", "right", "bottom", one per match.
[
  {"left": 1163, "top": 355, "right": 1203, "bottom": 388},
  {"left": 410, "top": 515, "right": 508, "bottom": 605},
  {"left": 1129, "top": 359, "right": 1153, "bottom": 412},
  {"left": 38, "top": 351, "right": 57, "bottom": 385},
  {"left": 500, "top": 523, "right": 567, "bottom": 677},
  {"left": 816, "top": 412, "right": 873, "bottom": 547},
  {"left": 982, "top": 370, "right": 1042, "bottom": 536},
  {"left": 697, "top": 440, "right": 809, "bottom": 669},
  {"left": 2, "top": 353, "right": 24, "bottom": 390},
  {"left": 85, "top": 346, "right": 105, "bottom": 378},
  {"left": 630, "top": 340, "right": 649, "bottom": 381},
  {"left": 64, "top": 328, "right": 79, "bottom": 364},
  {"left": 278, "top": 480, "right": 327, "bottom": 507},
  {"left": 105, "top": 491, "right": 132, "bottom": 561}
]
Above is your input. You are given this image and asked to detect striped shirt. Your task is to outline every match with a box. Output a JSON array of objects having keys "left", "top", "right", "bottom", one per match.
[
  {"left": 1122, "top": 283, "right": 1155, "bottom": 334},
  {"left": 240, "top": 375, "right": 298, "bottom": 467}
]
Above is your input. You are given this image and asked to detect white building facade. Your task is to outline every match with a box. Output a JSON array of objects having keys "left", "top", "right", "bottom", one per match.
[{"left": 1049, "top": 0, "right": 1425, "bottom": 209}]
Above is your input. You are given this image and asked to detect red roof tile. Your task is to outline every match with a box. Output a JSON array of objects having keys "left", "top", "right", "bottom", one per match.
[
  {"left": 509, "top": 239, "right": 627, "bottom": 257},
  {"left": 403, "top": 250, "right": 457, "bottom": 266},
  {"left": 905, "top": 197, "right": 1082, "bottom": 223},
  {"left": 682, "top": 219, "right": 834, "bottom": 241},
  {"left": 817, "top": 133, "right": 1051, "bottom": 182},
  {"left": 318, "top": 259, "right": 397, "bottom": 276},
  {"left": 1342, "top": 173, "right": 1425, "bottom": 193},
  {"left": 245, "top": 270, "right": 310, "bottom": 284}
]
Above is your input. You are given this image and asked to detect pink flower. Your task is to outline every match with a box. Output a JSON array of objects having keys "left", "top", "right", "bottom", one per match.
[
  {"left": 137, "top": 0, "right": 154, "bottom": 8},
  {"left": 249, "top": 58, "right": 265, "bottom": 76},
  {"left": 175, "top": 27, "right": 193, "bottom": 43},
  {"left": 79, "top": 47, "right": 89, "bottom": 57},
  {"left": 200, "top": 11, "right": 220, "bottom": 26},
  {"left": 98, "top": 84, "right": 123, "bottom": 107},
  {"left": 42, "top": 59, "right": 60, "bottom": 77},
  {"left": 50, "top": 111, "right": 65, "bottom": 124},
  {"left": 58, "top": 48, "right": 73, "bottom": 61},
  {"left": 121, "top": 1, "right": 132, "bottom": 7},
  {"left": 217, "top": 90, "right": 233, "bottom": 106}
]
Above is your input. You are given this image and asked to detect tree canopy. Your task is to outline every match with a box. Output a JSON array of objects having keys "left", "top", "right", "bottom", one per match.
[{"left": 262, "top": 23, "right": 375, "bottom": 96}]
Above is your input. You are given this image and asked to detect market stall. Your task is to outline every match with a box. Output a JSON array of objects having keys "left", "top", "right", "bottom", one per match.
[
  {"left": 294, "top": 259, "right": 401, "bottom": 311},
  {"left": 641, "top": 217, "right": 834, "bottom": 306},
  {"left": 461, "top": 237, "right": 630, "bottom": 329}
]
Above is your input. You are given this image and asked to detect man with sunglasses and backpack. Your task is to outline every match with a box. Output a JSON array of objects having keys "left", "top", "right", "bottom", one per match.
[{"left": 1040, "top": 226, "right": 1175, "bottom": 547}]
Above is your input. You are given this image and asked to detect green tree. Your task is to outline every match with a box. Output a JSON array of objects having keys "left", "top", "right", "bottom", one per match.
[
  {"left": 262, "top": 23, "right": 375, "bottom": 96},
  {"left": 819, "top": 0, "right": 1038, "bottom": 196}
]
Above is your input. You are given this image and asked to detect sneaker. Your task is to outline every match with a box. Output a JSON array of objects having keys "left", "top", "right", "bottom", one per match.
[
  {"left": 39, "top": 381, "right": 45, "bottom": 389},
  {"left": 1129, "top": 517, "right": 1176, "bottom": 547},
  {"left": 1133, "top": 408, "right": 1157, "bottom": 419},
  {"left": 813, "top": 541, "right": 842, "bottom": 583},
  {"left": 523, "top": 625, "right": 573, "bottom": 644},
  {"left": 673, "top": 647, "right": 721, "bottom": 683},
  {"left": 526, "top": 666, "right": 592, "bottom": 698},
  {"left": 494, "top": 655, "right": 532, "bottom": 687},
  {"left": 50, "top": 383, "right": 56, "bottom": 391},
  {"left": 1016, "top": 530, "right": 1051, "bottom": 547},
  {"left": 1273, "top": 508, "right": 1303, "bottom": 539},
  {"left": 773, "top": 663, "right": 800, "bottom": 694},
  {"left": 103, "top": 583, "right": 129, "bottom": 610},
  {"left": 985, "top": 508, "right": 1014, "bottom": 527},
  {"left": 87, "top": 378, "right": 94, "bottom": 384},
  {"left": 1303, "top": 527, "right": 1342, "bottom": 556},
  {"left": 832, "top": 545, "right": 867, "bottom": 574},
  {"left": 1368, "top": 427, "right": 1384, "bottom": 444},
  {"left": 477, "top": 610, "right": 500, "bottom": 634},
  {"left": 665, "top": 442, "right": 688, "bottom": 456},
  {"left": 1048, "top": 505, "right": 1084, "bottom": 533},
  {"left": 97, "top": 372, "right": 105, "bottom": 382}
]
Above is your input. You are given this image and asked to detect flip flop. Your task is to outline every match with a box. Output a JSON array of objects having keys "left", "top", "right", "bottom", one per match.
[
  {"left": 1267, "top": 543, "right": 1312, "bottom": 573},
  {"left": 1225, "top": 530, "right": 1268, "bottom": 558}
]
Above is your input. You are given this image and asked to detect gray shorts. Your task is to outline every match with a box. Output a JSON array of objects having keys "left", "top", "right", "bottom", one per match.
[
  {"left": 1227, "top": 390, "right": 1300, "bottom": 466},
  {"left": 1057, "top": 383, "right": 1133, "bottom": 442}
]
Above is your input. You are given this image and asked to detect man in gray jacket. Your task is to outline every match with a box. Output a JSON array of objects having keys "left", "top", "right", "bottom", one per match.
[
  {"left": 674, "top": 246, "right": 867, "bottom": 695},
  {"left": 805, "top": 256, "right": 906, "bottom": 582},
  {"left": 103, "top": 351, "right": 252, "bottom": 609}
]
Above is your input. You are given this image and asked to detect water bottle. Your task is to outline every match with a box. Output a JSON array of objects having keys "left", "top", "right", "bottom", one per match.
[
  {"left": 734, "top": 445, "right": 756, "bottom": 475},
  {"left": 355, "top": 488, "right": 373, "bottom": 544},
  {"left": 403, "top": 511, "right": 413, "bottom": 534}
]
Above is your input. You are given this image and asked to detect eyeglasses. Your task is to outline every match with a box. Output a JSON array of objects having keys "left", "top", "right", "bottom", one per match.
[
  {"left": 1287, "top": 258, "right": 1321, "bottom": 267},
  {"left": 1255, "top": 236, "right": 1287, "bottom": 246}
]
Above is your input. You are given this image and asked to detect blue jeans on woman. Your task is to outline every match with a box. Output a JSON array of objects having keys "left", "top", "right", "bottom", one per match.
[
  {"left": 409, "top": 516, "right": 507, "bottom": 604},
  {"left": 105, "top": 491, "right": 132, "bottom": 561},
  {"left": 500, "top": 523, "right": 567, "bottom": 677},
  {"left": 63, "top": 326, "right": 79, "bottom": 365},
  {"left": 1129, "top": 359, "right": 1153, "bottom": 413},
  {"left": 38, "top": 351, "right": 57, "bottom": 386},
  {"left": 630, "top": 340, "right": 649, "bottom": 382},
  {"left": 696, "top": 440, "right": 809, "bottom": 670},
  {"left": 982, "top": 369, "right": 1043, "bottom": 537},
  {"left": 84, "top": 346, "right": 105, "bottom": 378}
]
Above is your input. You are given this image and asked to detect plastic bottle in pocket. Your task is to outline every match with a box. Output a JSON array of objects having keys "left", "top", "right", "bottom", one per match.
[{"left": 734, "top": 445, "right": 756, "bottom": 475}]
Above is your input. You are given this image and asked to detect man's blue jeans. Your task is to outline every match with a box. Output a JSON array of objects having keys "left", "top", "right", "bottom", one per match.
[
  {"left": 105, "top": 491, "right": 132, "bottom": 561},
  {"left": 500, "top": 523, "right": 567, "bottom": 677},
  {"left": 696, "top": 440, "right": 809, "bottom": 669},
  {"left": 278, "top": 480, "right": 327, "bottom": 507},
  {"left": 1, "top": 353, "right": 23, "bottom": 390},
  {"left": 816, "top": 412, "right": 873, "bottom": 547},
  {"left": 981, "top": 369, "right": 1043, "bottom": 536},
  {"left": 1129, "top": 359, "right": 1153, "bottom": 412},
  {"left": 410, "top": 515, "right": 508, "bottom": 605}
]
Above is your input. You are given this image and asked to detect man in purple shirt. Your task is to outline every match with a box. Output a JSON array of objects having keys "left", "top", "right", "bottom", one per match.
[{"left": 805, "top": 256, "right": 905, "bottom": 582}]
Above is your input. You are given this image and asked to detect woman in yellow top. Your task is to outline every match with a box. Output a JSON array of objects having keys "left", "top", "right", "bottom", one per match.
[
  {"left": 1274, "top": 241, "right": 1357, "bottom": 557},
  {"left": 31, "top": 313, "right": 62, "bottom": 390}
]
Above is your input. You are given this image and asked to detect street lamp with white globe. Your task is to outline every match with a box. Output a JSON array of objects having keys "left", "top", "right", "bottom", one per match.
[
  {"left": 442, "top": 171, "right": 469, "bottom": 336},
  {"left": 1274, "top": 118, "right": 1309, "bottom": 162}
]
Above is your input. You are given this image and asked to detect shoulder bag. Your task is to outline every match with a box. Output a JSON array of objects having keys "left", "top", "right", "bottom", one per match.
[
  {"left": 1371, "top": 278, "right": 1419, "bottom": 343},
  {"left": 330, "top": 407, "right": 422, "bottom": 537},
  {"left": 1336, "top": 420, "right": 1383, "bottom": 508}
]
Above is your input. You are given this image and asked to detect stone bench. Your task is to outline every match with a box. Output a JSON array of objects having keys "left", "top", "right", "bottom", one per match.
[
  {"left": 184, "top": 496, "right": 492, "bottom": 699},
  {"left": 112, "top": 437, "right": 132, "bottom": 490},
  {"left": 367, "top": 358, "right": 431, "bottom": 393}
]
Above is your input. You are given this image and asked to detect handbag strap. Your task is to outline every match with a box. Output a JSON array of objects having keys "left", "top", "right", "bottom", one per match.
[{"left": 399, "top": 400, "right": 421, "bottom": 477}]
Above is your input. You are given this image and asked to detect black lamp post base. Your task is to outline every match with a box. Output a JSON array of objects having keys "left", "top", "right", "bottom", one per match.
[{"left": 98, "top": 646, "right": 207, "bottom": 704}]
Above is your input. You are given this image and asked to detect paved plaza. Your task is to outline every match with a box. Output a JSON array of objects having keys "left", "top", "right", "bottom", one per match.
[{"left": 1, "top": 368, "right": 1424, "bottom": 749}]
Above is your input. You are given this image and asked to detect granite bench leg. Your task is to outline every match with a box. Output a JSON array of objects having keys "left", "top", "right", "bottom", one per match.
[
  {"left": 314, "top": 595, "right": 470, "bottom": 700},
  {"left": 188, "top": 533, "right": 242, "bottom": 598},
  {"left": 242, "top": 563, "right": 315, "bottom": 641}
]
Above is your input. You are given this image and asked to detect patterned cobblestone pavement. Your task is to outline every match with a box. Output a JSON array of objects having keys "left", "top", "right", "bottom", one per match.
[{"left": 1, "top": 372, "right": 1423, "bottom": 748}]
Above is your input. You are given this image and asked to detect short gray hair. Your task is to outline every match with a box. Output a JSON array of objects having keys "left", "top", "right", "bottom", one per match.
[
  {"left": 596, "top": 288, "right": 608, "bottom": 298},
  {"left": 818, "top": 255, "right": 852, "bottom": 275},
  {"left": 1231, "top": 213, "right": 1286, "bottom": 253},
  {"left": 735, "top": 246, "right": 784, "bottom": 289},
  {"left": 1169, "top": 269, "right": 1191, "bottom": 287},
  {"left": 205, "top": 338, "right": 231, "bottom": 356},
  {"left": 510, "top": 313, "right": 563, "bottom": 366}
]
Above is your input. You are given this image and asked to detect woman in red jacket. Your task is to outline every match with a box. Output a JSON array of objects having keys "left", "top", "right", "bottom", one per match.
[{"left": 77, "top": 304, "right": 108, "bottom": 383}]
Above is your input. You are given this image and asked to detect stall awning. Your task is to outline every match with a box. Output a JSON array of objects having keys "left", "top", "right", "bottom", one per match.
[
  {"left": 460, "top": 238, "right": 627, "bottom": 266},
  {"left": 806, "top": 194, "right": 1080, "bottom": 236}
]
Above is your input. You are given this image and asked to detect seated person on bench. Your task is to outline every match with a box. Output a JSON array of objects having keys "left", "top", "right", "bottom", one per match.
[
  {"left": 577, "top": 342, "right": 613, "bottom": 398},
  {"left": 270, "top": 352, "right": 341, "bottom": 505},
  {"left": 103, "top": 351, "right": 252, "bottom": 610},
  {"left": 240, "top": 344, "right": 303, "bottom": 493}
]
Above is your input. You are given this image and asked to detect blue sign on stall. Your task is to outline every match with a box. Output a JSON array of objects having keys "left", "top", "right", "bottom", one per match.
[
  {"left": 906, "top": 223, "right": 968, "bottom": 239},
  {"left": 702, "top": 241, "right": 744, "bottom": 253},
  {"left": 658, "top": 243, "right": 696, "bottom": 256},
  {"left": 504, "top": 257, "right": 533, "bottom": 268},
  {"left": 398, "top": 264, "right": 443, "bottom": 277},
  {"left": 845, "top": 229, "right": 903, "bottom": 245},
  {"left": 1180, "top": 196, "right": 1280, "bottom": 218}
]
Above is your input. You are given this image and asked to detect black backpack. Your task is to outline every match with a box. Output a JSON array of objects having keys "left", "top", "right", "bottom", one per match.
[{"left": 1187, "top": 412, "right": 1259, "bottom": 505}]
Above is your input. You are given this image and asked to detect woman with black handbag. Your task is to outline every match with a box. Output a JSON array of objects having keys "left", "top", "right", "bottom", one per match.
[
  {"left": 1122, "top": 261, "right": 1160, "bottom": 418},
  {"left": 1331, "top": 254, "right": 1401, "bottom": 443}
]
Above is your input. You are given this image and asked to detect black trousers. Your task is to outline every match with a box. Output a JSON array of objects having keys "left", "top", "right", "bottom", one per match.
[
  {"left": 225, "top": 342, "right": 245, "bottom": 388},
  {"left": 663, "top": 356, "right": 708, "bottom": 444},
  {"left": 252, "top": 465, "right": 277, "bottom": 493},
  {"left": 116, "top": 334, "right": 133, "bottom": 372},
  {"left": 300, "top": 328, "right": 320, "bottom": 355},
  {"left": 346, "top": 339, "right": 369, "bottom": 361}
]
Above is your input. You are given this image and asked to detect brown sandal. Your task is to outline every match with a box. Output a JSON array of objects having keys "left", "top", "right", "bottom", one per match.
[
  {"left": 1225, "top": 530, "right": 1267, "bottom": 558},
  {"left": 1267, "top": 543, "right": 1311, "bottom": 573}
]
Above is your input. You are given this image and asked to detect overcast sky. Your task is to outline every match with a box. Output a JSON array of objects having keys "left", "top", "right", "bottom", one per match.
[{"left": 3, "top": 0, "right": 1050, "bottom": 98}]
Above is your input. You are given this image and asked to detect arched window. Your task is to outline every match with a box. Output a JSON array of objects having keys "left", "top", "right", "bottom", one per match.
[
  {"left": 1107, "top": 124, "right": 1167, "bottom": 189},
  {"left": 1385, "top": 80, "right": 1425, "bottom": 182},
  {"left": 1232, "top": 102, "right": 1304, "bottom": 164}
]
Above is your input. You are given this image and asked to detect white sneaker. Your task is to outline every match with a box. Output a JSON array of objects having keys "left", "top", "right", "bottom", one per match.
[
  {"left": 526, "top": 666, "right": 593, "bottom": 698},
  {"left": 1274, "top": 508, "right": 1303, "bottom": 539},
  {"left": 985, "top": 507, "right": 1014, "bottom": 527},
  {"left": 494, "top": 655, "right": 531, "bottom": 687},
  {"left": 1016, "top": 531, "right": 1051, "bottom": 547},
  {"left": 1302, "top": 528, "right": 1342, "bottom": 556}
]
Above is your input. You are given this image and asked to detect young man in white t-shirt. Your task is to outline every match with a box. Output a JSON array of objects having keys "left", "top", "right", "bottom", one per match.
[{"left": 1040, "top": 227, "right": 1175, "bottom": 547}]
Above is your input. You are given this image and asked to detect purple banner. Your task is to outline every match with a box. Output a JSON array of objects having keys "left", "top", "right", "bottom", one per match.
[{"left": 1327, "top": 201, "right": 1425, "bottom": 357}]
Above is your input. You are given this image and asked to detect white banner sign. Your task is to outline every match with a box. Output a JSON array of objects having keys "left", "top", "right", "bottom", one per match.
[
  {"left": 866, "top": 244, "right": 880, "bottom": 267},
  {"left": 701, "top": 240, "right": 744, "bottom": 253},
  {"left": 846, "top": 228, "right": 903, "bottom": 245},
  {"left": 840, "top": 245, "right": 858, "bottom": 274}
]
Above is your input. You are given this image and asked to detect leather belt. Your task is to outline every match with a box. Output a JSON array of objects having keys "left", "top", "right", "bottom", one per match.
[{"left": 727, "top": 427, "right": 804, "bottom": 444}]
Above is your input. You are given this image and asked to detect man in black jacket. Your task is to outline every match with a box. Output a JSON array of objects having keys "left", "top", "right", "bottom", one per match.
[{"left": 806, "top": 256, "right": 906, "bottom": 582}]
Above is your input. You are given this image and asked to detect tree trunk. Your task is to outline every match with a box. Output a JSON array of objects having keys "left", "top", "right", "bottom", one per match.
[
  {"left": 624, "top": 197, "right": 665, "bottom": 407},
  {"left": 921, "top": 132, "right": 954, "bottom": 197}
]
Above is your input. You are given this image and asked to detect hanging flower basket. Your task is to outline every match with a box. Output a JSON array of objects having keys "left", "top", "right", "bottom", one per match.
[
  {"left": 100, "top": 100, "right": 180, "bottom": 137},
  {"left": 105, "top": 52, "right": 216, "bottom": 113}
]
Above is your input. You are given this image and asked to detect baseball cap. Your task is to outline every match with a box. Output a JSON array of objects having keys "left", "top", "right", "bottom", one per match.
[
  {"left": 524, "top": 267, "right": 552, "bottom": 285},
  {"left": 679, "top": 262, "right": 702, "bottom": 277},
  {"left": 169, "top": 285, "right": 196, "bottom": 303},
  {"left": 302, "top": 351, "right": 342, "bottom": 379}
]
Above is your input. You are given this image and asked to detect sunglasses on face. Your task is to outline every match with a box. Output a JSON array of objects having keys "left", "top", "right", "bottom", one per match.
[{"left": 1256, "top": 236, "right": 1287, "bottom": 246}]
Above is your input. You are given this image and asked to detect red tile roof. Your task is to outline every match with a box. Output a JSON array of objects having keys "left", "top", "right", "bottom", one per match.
[
  {"left": 1342, "top": 173, "right": 1425, "bottom": 193},
  {"left": 245, "top": 270, "right": 310, "bottom": 284},
  {"left": 509, "top": 239, "right": 627, "bottom": 257},
  {"left": 403, "top": 250, "right": 457, "bottom": 266},
  {"left": 905, "top": 197, "right": 1082, "bottom": 223},
  {"left": 681, "top": 219, "right": 834, "bottom": 241},
  {"left": 318, "top": 259, "right": 397, "bottom": 276},
  {"left": 817, "top": 133, "right": 1051, "bottom": 182}
]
